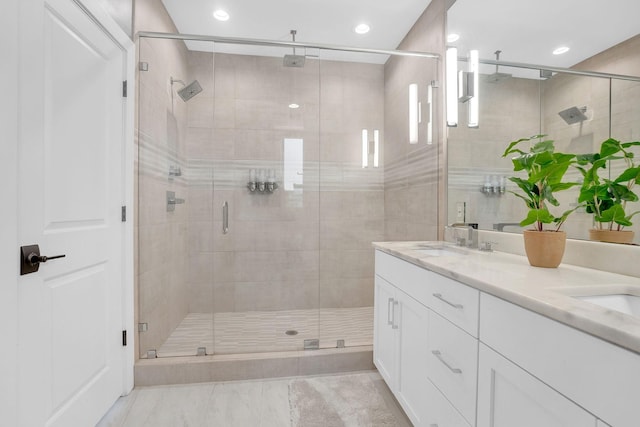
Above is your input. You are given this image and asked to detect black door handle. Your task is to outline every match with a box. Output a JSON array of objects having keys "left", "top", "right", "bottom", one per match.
[{"left": 20, "top": 244, "right": 66, "bottom": 275}]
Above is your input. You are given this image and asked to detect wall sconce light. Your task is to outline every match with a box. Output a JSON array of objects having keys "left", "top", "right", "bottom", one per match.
[
  {"left": 446, "top": 47, "right": 458, "bottom": 127},
  {"left": 362, "top": 128, "right": 380, "bottom": 168},
  {"left": 409, "top": 83, "right": 419, "bottom": 144}
]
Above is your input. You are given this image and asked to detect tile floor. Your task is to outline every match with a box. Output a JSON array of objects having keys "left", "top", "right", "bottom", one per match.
[
  {"left": 154, "top": 307, "right": 374, "bottom": 357},
  {"left": 97, "top": 371, "right": 411, "bottom": 427}
]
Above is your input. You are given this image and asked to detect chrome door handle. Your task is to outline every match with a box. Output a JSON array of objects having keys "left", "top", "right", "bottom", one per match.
[
  {"left": 387, "top": 297, "right": 394, "bottom": 326},
  {"left": 432, "top": 350, "right": 462, "bottom": 374},
  {"left": 433, "top": 293, "right": 464, "bottom": 309},
  {"left": 222, "top": 201, "right": 229, "bottom": 234}
]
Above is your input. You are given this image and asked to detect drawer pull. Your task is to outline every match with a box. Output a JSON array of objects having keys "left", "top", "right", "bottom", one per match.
[
  {"left": 432, "top": 350, "right": 462, "bottom": 374},
  {"left": 433, "top": 293, "right": 464, "bottom": 309},
  {"left": 387, "top": 297, "right": 394, "bottom": 326}
]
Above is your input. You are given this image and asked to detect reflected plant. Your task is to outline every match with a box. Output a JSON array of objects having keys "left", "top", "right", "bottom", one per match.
[
  {"left": 576, "top": 138, "right": 640, "bottom": 230},
  {"left": 502, "top": 135, "right": 580, "bottom": 231}
]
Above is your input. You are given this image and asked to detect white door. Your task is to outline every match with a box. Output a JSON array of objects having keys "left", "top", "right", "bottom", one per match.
[{"left": 17, "top": 0, "right": 131, "bottom": 425}]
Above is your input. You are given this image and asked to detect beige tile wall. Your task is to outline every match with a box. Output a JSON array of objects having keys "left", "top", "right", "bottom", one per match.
[
  {"left": 184, "top": 52, "right": 385, "bottom": 314},
  {"left": 383, "top": 0, "right": 446, "bottom": 241}
]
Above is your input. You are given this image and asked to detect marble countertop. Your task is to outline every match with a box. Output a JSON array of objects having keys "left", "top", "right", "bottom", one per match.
[{"left": 373, "top": 241, "right": 640, "bottom": 355}]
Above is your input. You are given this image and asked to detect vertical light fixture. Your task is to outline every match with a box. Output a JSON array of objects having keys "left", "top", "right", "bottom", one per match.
[
  {"left": 362, "top": 129, "right": 368, "bottom": 168},
  {"left": 409, "top": 83, "right": 419, "bottom": 144},
  {"left": 446, "top": 47, "right": 458, "bottom": 127},
  {"left": 373, "top": 130, "right": 379, "bottom": 167},
  {"left": 426, "top": 83, "right": 434, "bottom": 144},
  {"left": 468, "top": 49, "right": 479, "bottom": 128}
]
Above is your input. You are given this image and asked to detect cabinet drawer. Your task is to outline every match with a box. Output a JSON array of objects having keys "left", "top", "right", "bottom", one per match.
[
  {"left": 427, "top": 310, "right": 478, "bottom": 425},
  {"left": 425, "top": 378, "right": 472, "bottom": 427},
  {"left": 427, "top": 272, "right": 479, "bottom": 337},
  {"left": 375, "top": 250, "right": 431, "bottom": 306}
]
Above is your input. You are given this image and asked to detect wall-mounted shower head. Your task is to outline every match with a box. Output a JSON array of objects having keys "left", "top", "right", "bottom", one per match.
[
  {"left": 283, "top": 30, "right": 305, "bottom": 68},
  {"left": 558, "top": 106, "right": 588, "bottom": 124},
  {"left": 170, "top": 76, "right": 203, "bottom": 102}
]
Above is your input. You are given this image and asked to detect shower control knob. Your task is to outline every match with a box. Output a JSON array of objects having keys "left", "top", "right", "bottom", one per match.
[{"left": 20, "top": 244, "right": 66, "bottom": 275}]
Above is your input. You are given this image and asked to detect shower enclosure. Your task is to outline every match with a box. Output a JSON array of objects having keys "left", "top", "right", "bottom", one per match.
[{"left": 136, "top": 33, "right": 438, "bottom": 359}]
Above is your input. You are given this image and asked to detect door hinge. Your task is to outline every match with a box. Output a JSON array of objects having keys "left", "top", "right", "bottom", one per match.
[
  {"left": 122, "top": 80, "right": 128, "bottom": 98},
  {"left": 121, "top": 206, "right": 126, "bottom": 222},
  {"left": 122, "top": 330, "right": 127, "bottom": 346}
]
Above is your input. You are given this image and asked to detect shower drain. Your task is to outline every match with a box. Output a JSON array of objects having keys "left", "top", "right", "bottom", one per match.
[{"left": 285, "top": 330, "right": 298, "bottom": 336}]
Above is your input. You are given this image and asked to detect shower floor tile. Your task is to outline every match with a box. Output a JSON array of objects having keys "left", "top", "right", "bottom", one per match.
[{"left": 156, "top": 307, "right": 373, "bottom": 357}]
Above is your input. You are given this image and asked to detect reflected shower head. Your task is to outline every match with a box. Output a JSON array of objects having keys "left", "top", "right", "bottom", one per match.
[
  {"left": 170, "top": 77, "right": 203, "bottom": 102},
  {"left": 485, "top": 50, "right": 511, "bottom": 83},
  {"left": 283, "top": 29, "right": 305, "bottom": 68},
  {"left": 558, "top": 106, "right": 588, "bottom": 124}
]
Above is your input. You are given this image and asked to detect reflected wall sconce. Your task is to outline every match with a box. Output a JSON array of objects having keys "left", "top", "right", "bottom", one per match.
[
  {"left": 408, "top": 82, "right": 436, "bottom": 145},
  {"left": 446, "top": 47, "right": 459, "bottom": 127},
  {"left": 446, "top": 47, "right": 480, "bottom": 128},
  {"left": 362, "top": 129, "right": 380, "bottom": 168}
]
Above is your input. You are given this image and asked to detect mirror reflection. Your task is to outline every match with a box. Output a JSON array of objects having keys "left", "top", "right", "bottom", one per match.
[{"left": 446, "top": 1, "right": 640, "bottom": 244}]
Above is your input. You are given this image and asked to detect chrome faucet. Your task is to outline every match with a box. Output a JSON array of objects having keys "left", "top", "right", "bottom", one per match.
[
  {"left": 450, "top": 223, "right": 478, "bottom": 248},
  {"left": 493, "top": 222, "right": 521, "bottom": 232}
]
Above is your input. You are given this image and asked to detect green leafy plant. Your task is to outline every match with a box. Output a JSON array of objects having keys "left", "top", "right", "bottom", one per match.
[
  {"left": 502, "top": 135, "right": 579, "bottom": 231},
  {"left": 576, "top": 138, "right": 640, "bottom": 230}
]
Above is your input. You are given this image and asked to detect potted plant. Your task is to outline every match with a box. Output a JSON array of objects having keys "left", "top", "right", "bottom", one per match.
[
  {"left": 576, "top": 138, "right": 640, "bottom": 244},
  {"left": 502, "top": 135, "right": 579, "bottom": 267}
]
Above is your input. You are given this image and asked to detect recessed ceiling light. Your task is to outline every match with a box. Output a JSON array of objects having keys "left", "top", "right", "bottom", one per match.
[
  {"left": 553, "top": 46, "right": 570, "bottom": 55},
  {"left": 354, "top": 23, "right": 370, "bottom": 34},
  {"left": 289, "top": 103, "right": 300, "bottom": 109},
  {"left": 447, "top": 33, "right": 460, "bottom": 43},
  {"left": 213, "top": 10, "right": 229, "bottom": 21}
]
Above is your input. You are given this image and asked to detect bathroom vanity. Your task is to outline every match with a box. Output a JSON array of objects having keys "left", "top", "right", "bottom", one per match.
[{"left": 373, "top": 242, "right": 640, "bottom": 427}]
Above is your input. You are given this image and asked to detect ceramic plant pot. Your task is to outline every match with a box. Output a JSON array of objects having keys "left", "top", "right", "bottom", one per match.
[
  {"left": 523, "top": 230, "right": 567, "bottom": 268},
  {"left": 588, "top": 229, "right": 635, "bottom": 244}
]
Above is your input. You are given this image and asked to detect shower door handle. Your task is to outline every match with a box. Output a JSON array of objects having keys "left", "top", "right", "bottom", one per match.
[{"left": 222, "top": 201, "right": 229, "bottom": 234}]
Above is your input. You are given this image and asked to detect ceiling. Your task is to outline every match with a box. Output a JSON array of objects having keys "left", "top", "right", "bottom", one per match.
[
  {"left": 448, "top": 0, "right": 640, "bottom": 73},
  {"left": 161, "top": 0, "right": 434, "bottom": 63},
  {"left": 161, "top": 0, "right": 640, "bottom": 71}
]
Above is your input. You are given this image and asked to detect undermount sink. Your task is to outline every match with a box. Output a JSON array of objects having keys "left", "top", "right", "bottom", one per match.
[
  {"left": 575, "top": 294, "right": 640, "bottom": 317},
  {"left": 412, "top": 245, "right": 466, "bottom": 257}
]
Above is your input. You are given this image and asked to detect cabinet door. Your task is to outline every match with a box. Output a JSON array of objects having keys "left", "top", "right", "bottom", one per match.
[
  {"left": 374, "top": 276, "right": 397, "bottom": 389},
  {"left": 477, "top": 343, "right": 597, "bottom": 427},
  {"left": 396, "top": 290, "right": 430, "bottom": 426}
]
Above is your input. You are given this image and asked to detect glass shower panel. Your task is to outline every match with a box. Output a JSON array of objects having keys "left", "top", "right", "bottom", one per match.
[
  {"left": 210, "top": 43, "right": 321, "bottom": 354},
  {"left": 137, "top": 37, "right": 214, "bottom": 358}
]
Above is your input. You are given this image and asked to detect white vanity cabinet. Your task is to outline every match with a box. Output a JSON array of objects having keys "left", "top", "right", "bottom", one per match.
[
  {"left": 476, "top": 343, "right": 596, "bottom": 427},
  {"left": 374, "top": 275, "right": 430, "bottom": 425},
  {"left": 374, "top": 248, "right": 640, "bottom": 427}
]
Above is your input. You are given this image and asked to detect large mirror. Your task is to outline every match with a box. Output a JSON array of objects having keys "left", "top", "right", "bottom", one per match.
[{"left": 446, "top": 0, "right": 640, "bottom": 243}]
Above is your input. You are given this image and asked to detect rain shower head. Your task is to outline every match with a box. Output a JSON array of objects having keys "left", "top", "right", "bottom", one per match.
[
  {"left": 558, "top": 106, "right": 588, "bottom": 124},
  {"left": 485, "top": 50, "right": 512, "bottom": 83},
  {"left": 170, "top": 77, "right": 203, "bottom": 102},
  {"left": 283, "top": 30, "right": 305, "bottom": 68}
]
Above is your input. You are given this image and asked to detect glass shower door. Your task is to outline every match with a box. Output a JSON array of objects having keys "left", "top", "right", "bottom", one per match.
[{"left": 209, "top": 43, "right": 321, "bottom": 354}]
